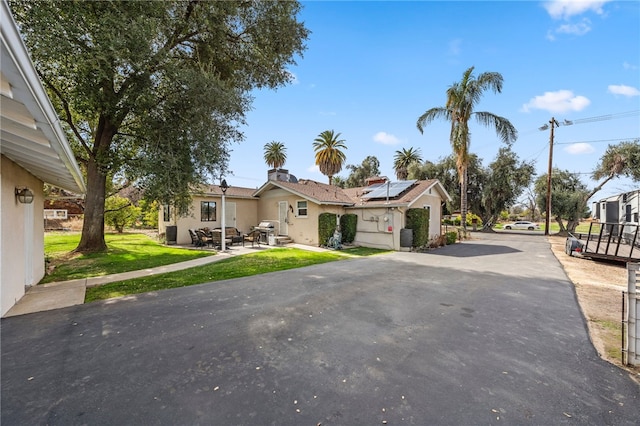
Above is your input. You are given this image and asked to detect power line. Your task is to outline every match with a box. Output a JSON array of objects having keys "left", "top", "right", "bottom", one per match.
[
  {"left": 522, "top": 109, "right": 640, "bottom": 134},
  {"left": 555, "top": 136, "right": 639, "bottom": 145}
]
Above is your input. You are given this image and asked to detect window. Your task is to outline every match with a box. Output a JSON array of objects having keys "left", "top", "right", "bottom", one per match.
[
  {"left": 296, "top": 200, "right": 308, "bottom": 217},
  {"left": 201, "top": 201, "right": 217, "bottom": 222},
  {"left": 163, "top": 205, "right": 171, "bottom": 222}
]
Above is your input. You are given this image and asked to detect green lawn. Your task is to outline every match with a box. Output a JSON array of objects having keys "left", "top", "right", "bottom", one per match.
[
  {"left": 43, "top": 232, "right": 212, "bottom": 284},
  {"left": 492, "top": 221, "right": 599, "bottom": 233},
  {"left": 44, "top": 232, "right": 391, "bottom": 302},
  {"left": 85, "top": 248, "right": 347, "bottom": 302}
]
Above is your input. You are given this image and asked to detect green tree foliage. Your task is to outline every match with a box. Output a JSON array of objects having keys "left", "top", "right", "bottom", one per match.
[
  {"left": 313, "top": 130, "right": 347, "bottom": 185},
  {"left": 393, "top": 147, "right": 422, "bottom": 180},
  {"left": 344, "top": 156, "right": 381, "bottom": 188},
  {"left": 10, "top": 1, "right": 309, "bottom": 253},
  {"left": 263, "top": 141, "right": 287, "bottom": 170},
  {"left": 138, "top": 199, "right": 159, "bottom": 229},
  {"left": 592, "top": 140, "right": 640, "bottom": 185},
  {"left": 408, "top": 154, "right": 483, "bottom": 215},
  {"left": 104, "top": 195, "right": 141, "bottom": 233},
  {"left": 534, "top": 169, "right": 589, "bottom": 233},
  {"left": 480, "top": 146, "right": 535, "bottom": 229},
  {"left": 416, "top": 66, "right": 517, "bottom": 228},
  {"left": 331, "top": 176, "right": 347, "bottom": 189},
  {"left": 534, "top": 140, "right": 640, "bottom": 234}
]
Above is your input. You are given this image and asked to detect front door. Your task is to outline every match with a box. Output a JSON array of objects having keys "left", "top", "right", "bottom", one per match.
[
  {"left": 278, "top": 201, "right": 288, "bottom": 236},
  {"left": 225, "top": 202, "right": 236, "bottom": 228}
]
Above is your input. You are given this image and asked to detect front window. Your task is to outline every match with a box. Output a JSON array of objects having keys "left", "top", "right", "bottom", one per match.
[
  {"left": 201, "top": 201, "right": 217, "bottom": 222},
  {"left": 297, "top": 200, "right": 308, "bottom": 217},
  {"left": 163, "top": 205, "right": 171, "bottom": 222}
]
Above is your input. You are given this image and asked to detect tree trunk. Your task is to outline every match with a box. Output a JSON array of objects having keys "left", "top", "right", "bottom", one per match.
[
  {"left": 76, "top": 158, "right": 108, "bottom": 252},
  {"left": 460, "top": 167, "right": 468, "bottom": 230},
  {"left": 75, "top": 117, "right": 116, "bottom": 253}
]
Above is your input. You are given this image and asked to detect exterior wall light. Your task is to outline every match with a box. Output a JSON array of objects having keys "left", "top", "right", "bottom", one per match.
[{"left": 15, "top": 187, "right": 34, "bottom": 204}]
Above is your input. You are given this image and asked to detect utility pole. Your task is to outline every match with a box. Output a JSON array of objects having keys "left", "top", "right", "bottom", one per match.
[{"left": 545, "top": 118, "right": 559, "bottom": 236}]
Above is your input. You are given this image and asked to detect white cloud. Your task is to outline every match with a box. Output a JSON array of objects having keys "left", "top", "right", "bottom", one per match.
[
  {"left": 623, "top": 62, "right": 638, "bottom": 71},
  {"left": 544, "top": 0, "right": 611, "bottom": 20},
  {"left": 555, "top": 18, "right": 592, "bottom": 35},
  {"left": 608, "top": 84, "right": 640, "bottom": 97},
  {"left": 307, "top": 164, "right": 320, "bottom": 174},
  {"left": 373, "top": 131, "right": 400, "bottom": 145},
  {"left": 286, "top": 70, "right": 299, "bottom": 85},
  {"left": 565, "top": 143, "right": 595, "bottom": 154},
  {"left": 521, "top": 90, "right": 591, "bottom": 113},
  {"left": 448, "top": 38, "right": 462, "bottom": 56}
]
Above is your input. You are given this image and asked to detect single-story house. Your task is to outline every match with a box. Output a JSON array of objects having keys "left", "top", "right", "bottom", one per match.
[
  {"left": 592, "top": 189, "right": 640, "bottom": 225},
  {"left": 1, "top": 2, "right": 86, "bottom": 316},
  {"left": 159, "top": 169, "right": 451, "bottom": 251}
]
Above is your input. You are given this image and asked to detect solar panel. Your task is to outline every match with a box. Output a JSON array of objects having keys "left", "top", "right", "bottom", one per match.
[
  {"left": 361, "top": 182, "right": 384, "bottom": 194},
  {"left": 361, "top": 180, "right": 417, "bottom": 200}
]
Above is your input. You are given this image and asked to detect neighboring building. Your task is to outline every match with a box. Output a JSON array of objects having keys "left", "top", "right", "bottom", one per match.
[
  {"left": 160, "top": 169, "right": 452, "bottom": 250},
  {"left": 1, "top": 2, "right": 86, "bottom": 316},
  {"left": 592, "top": 189, "right": 640, "bottom": 225}
]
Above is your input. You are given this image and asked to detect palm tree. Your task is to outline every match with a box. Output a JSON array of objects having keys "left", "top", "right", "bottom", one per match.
[
  {"left": 313, "top": 130, "right": 347, "bottom": 185},
  {"left": 393, "top": 147, "right": 422, "bottom": 180},
  {"left": 416, "top": 66, "right": 517, "bottom": 229},
  {"left": 263, "top": 141, "right": 287, "bottom": 170}
]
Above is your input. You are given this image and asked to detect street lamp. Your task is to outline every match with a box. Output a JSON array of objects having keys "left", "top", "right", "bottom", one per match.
[{"left": 220, "top": 179, "right": 229, "bottom": 251}]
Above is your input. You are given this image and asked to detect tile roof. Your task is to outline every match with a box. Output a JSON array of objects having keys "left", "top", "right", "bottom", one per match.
[
  {"left": 198, "top": 178, "right": 451, "bottom": 207},
  {"left": 202, "top": 185, "right": 258, "bottom": 198},
  {"left": 255, "top": 179, "right": 355, "bottom": 205}
]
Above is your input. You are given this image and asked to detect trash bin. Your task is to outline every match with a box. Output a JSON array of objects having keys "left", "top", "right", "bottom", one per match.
[
  {"left": 268, "top": 234, "right": 276, "bottom": 246},
  {"left": 400, "top": 228, "right": 413, "bottom": 248},
  {"left": 166, "top": 225, "right": 177, "bottom": 245}
]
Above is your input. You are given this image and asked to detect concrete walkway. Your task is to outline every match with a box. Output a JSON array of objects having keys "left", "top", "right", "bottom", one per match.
[{"left": 4, "top": 243, "right": 325, "bottom": 318}]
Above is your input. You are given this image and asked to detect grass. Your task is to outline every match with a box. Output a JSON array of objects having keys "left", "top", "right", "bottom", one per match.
[
  {"left": 85, "top": 246, "right": 390, "bottom": 302},
  {"left": 492, "top": 221, "right": 599, "bottom": 234},
  {"left": 593, "top": 319, "right": 623, "bottom": 361},
  {"left": 43, "top": 232, "right": 212, "bottom": 284}
]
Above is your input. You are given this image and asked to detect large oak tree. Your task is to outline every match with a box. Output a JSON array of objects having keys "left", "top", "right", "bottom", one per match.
[{"left": 10, "top": 1, "right": 309, "bottom": 252}]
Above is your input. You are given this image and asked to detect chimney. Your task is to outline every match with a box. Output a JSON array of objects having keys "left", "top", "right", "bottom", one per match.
[
  {"left": 267, "top": 168, "right": 290, "bottom": 182},
  {"left": 365, "top": 176, "right": 389, "bottom": 186}
]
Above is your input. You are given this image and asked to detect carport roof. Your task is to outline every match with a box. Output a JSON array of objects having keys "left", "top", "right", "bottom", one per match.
[{"left": 1, "top": 2, "right": 85, "bottom": 194}]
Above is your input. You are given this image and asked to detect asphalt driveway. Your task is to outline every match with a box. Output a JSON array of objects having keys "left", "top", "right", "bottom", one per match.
[{"left": 2, "top": 233, "right": 638, "bottom": 425}]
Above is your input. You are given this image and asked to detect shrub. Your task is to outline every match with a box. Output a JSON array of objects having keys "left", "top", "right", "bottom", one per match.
[
  {"left": 406, "top": 208, "right": 430, "bottom": 248},
  {"left": 445, "top": 231, "right": 457, "bottom": 245},
  {"left": 340, "top": 213, "right": 357, "bottom": 243}
]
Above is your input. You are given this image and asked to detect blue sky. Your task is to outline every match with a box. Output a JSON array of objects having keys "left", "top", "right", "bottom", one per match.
[{"left": 225, "top": 0, "right": 640, "bottom": 201}]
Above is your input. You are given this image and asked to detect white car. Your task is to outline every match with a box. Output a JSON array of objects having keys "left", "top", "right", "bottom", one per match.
[{"left": 503, "top": 221, "right": 540, "bottom": 231}]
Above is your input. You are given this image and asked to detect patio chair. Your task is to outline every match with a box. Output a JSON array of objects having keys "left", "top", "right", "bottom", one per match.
[
  {"left": 188, "top": 229, "right": 201, "bottom": 246},
  {"left": 243, "top": 230, "right": 261, "bottom": 247},
  {"left": 195, "top": 229, "right": 213, "bottom": 247}
]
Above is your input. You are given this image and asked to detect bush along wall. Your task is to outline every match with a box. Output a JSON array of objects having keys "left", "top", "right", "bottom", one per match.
[
  {"left": 340, "top": 213, "right": 357, "bottom": 244},
  {"left": 318, "top": 213, "right": 337, "bottom": 246},
  {"left": 405, "top": 208, "right": 430, "bottom": 248}
]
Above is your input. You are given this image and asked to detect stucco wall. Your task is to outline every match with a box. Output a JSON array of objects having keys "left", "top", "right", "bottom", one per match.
[
  {"left": 1, "top": 155, "right": 45, "bottom": 316},
  {"left": 348, "top": 207, "right": 397, "bottom": 250},
  {"left": 258, "top": 188, "right": 344, "bottom": 246},
  {"left": 161, "top": 196, "right": 259, "bottom": 245}
]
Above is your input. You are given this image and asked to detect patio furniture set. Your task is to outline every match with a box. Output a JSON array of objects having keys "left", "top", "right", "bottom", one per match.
[{"left": 188, "top": 227, "right": 262, "bottom": 249}]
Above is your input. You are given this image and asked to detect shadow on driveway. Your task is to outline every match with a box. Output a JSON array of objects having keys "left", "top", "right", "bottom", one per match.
[{"left": 425, "top": 243, "right": 521, "bottom": 257}]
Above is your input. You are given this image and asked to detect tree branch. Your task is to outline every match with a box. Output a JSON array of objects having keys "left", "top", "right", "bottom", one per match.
[
  {"left": 36, "top": 69, "right": 93, "bottom": 158},
  {"left": 104, "top": 201, "right": 133, "bottom": 214}
]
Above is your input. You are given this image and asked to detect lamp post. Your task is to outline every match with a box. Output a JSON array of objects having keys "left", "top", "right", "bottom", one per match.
[{"left": 220, "top": 179, "right": 228, "bottom": 251}]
